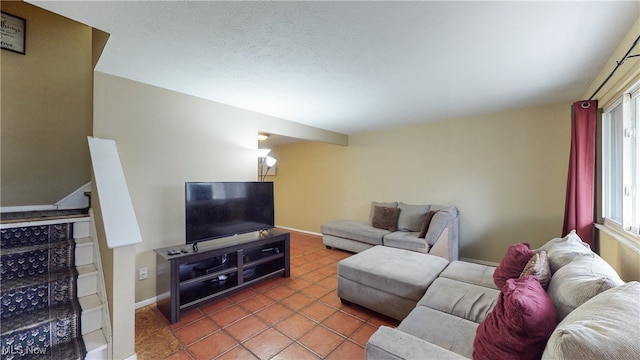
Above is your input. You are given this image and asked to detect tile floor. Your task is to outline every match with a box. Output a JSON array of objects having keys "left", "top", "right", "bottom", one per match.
[{"left": 135, "top": 231, "right": 400, "bottom": 359}]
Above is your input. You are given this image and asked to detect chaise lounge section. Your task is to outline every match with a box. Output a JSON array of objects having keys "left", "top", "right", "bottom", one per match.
[{"left": 322, "top": 201, "right": 460, "bottom": 261}]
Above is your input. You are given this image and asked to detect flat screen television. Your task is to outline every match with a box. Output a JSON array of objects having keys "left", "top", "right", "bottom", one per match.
[{"left": 185, "top": 181, "right": 274, "bottom": 248}]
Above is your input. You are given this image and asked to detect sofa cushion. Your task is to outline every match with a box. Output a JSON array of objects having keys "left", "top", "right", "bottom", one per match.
[
  {"left": 397, "top": 202, "right": 430, "bottom": 232},
  {"left": 368, "top": 201, "right": 398, "bottom": 225},
  {"left": 537, "top": 230, "right": 592, "bottom": 273},
  {"left": 418, "top": 277, "right": 499, "bottom": 323},
  {"left": 542, "top": 281, "right": 640, "bottom": 360},
  {"left": 367, "top": 326, "right": 469, "bottom": 360},
  {"left": 321, "top": 220, "right": 388, "bottom": 246},
  {"left": 398, "top": 305, "right": 480, "bottom": 358},
  {"left": 546, "top": 252, "right": 624, "bottom": 320},
  {"left": 439, "top": 261, "right": 498, "bottom": 290},
  {"left": 493, "top": 243, "right": 536, "bottom": 289},
  {"left": 418, "top": 209, "right": 439, "bottom": 238},
  {"left": 424, "top": 206, "right": 458, "bottom": 246},
  {"left": 338, "top": 246, "right": 449, "bottom": 302},
  {"left": 519, "top": 251, "right": 551, "bottom": 288},
  {"left": 371, "top": 206, "right": 401, "bottom": 232},
  {"left": 473, "top": 276, "right": 557, "bottom": 360},
  {"left": 383, "top": 231, "right": 427, "bottom": 253}
]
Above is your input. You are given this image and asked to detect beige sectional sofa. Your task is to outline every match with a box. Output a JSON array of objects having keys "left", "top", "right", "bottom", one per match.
[
  {"left": 356, "top": 231, "right": 639, "bottom": 359},
  {"left": 322, "top": 201, "right": 460, "bottom": 261}
]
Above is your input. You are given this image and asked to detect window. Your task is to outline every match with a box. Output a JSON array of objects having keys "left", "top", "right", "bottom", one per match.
[{"left": 602, "top": 81, "right": 640, "bottom": 236}]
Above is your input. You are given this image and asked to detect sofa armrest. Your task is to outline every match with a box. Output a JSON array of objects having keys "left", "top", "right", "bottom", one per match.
[
  {"left": 426, "top": 210, "right": 459, "bottom": 261},
  {"left": 429, "top": 227, "right": 458, "bottom": 261},
  {"left": 366, "top": 326, "right": 469, "bottom": 360},
  {"left": 425, "top": 205, "right": 460, "bottom": 261}
]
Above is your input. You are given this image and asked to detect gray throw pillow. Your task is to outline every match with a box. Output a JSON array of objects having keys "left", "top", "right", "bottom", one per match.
[{"left": 397, "top": 202, "right": 430, "bottom": 232}]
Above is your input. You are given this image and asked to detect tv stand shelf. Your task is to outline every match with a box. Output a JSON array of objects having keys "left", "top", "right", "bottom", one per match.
[{"left": 154, "top": 229, "right": 290, "bottom": 323}]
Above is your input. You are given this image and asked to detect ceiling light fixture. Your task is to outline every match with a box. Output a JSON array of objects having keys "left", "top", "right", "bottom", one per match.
[{"left": 257, "top": 133, "right": 269, "bottom": 141}]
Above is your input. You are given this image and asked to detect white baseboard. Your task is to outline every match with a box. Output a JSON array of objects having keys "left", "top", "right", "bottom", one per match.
[
  {"left": 135, "top": 296, "right": 158, "bottom": 309},
  {"left": 276, "top": 225, "right": 322, "bottom": 237}
]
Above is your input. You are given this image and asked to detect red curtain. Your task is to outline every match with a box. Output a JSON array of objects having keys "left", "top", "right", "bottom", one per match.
[{"left": 562, "top": 100, "right": 597, "bottom": 247}]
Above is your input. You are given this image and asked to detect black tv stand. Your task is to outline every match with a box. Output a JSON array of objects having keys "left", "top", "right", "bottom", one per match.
[
  {"left": 192, "top": 242, "right": 199, "bottom": 252},
  {"left": 154, "top": 229, "right": 290, "bottom": 324}
]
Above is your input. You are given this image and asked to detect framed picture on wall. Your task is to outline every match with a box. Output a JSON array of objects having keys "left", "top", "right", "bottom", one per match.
[{"left": 1, "top": 11, "right": 26, "bottom": 55}]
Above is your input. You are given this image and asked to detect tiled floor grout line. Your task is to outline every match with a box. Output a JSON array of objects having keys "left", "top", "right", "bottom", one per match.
[
  {"left": 190, "top": 285, "right": 370, "bottom": 359},
  {"left": 249, "top": 294, "right": 373, "bottom": 358}
]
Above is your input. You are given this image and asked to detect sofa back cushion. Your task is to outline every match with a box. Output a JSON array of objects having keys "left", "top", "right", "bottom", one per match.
[
  {"left": 537, "top": 230, "right": 624, "bottom": 320},
  {"left": 537, "top": 230, "right": 593, "bottom": 273},
  {"left": 396, "top": 202, "right": 430, "bottom": 232},
  {"left": 543, "top": 281, "right": 640, "bottom": 360},
  {"left": 546, "top": 253, "right": 624, "bottom": 320},
  {"left": 474, "top": 276, "right": 557, "bottom": 360}
]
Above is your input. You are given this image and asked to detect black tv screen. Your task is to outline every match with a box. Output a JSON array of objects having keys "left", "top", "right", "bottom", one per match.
[{"left": 185, "top": 181, "right": 274, "bottom": 245}]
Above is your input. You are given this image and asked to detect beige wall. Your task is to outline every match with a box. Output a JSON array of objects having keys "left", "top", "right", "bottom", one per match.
[
  {"left": 274, "top": 103, "right": 571, "bottom": 263},
  {"left": 0, "top": 1, "right": 93, "bottom": 206},
  {"left": 93, "top": 72, "right": 343, "bottom": 302},
  {"left": 599, "top": 230, "right": 640, "bottom": 282}
]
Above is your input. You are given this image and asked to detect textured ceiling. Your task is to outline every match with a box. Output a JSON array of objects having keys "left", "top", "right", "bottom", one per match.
[{"left": 30, "top": 1, "right": 639, "bottom": 135}]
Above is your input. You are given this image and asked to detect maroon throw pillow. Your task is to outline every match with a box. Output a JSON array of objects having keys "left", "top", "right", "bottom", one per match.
[
  {"left": 473, "top": 275, "right": 558, "bottom": 360},
  {"left": 371, "top": 206, "right": 401, "bottom": 232},
  {"left": 418, "top": 210, "right": 439, "bottom": 238},
  {"left": 494, "top": 243, "right": 536, "bottom": 289}
]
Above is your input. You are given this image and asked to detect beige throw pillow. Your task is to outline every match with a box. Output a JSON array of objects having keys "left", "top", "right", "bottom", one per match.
[{"left": 520, "top": 251, "right": 551, "bottom": 289}]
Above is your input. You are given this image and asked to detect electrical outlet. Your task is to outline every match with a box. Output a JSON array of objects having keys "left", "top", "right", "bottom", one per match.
[{"left": 139, "top": 267, "right": 148, "bottom": 280}]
